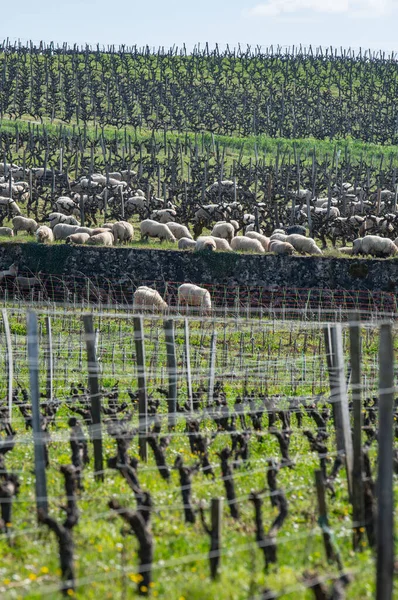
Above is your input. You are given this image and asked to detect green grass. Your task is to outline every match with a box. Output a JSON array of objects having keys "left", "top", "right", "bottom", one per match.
[{"left": 0, "top": 312, "right": 394, "bottom": 599}]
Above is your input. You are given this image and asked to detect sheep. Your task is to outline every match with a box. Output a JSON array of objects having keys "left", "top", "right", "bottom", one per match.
[
  {"left": 15, "top": 275, "right": 41, "bottom": 290},
  {"left": 211, "top": 222, "right": 235, "bottom": 243},
  {"left": 245, "top": 223, "right": 263, "bottom": 234},
  {"left": 195, "top": 237, "right": 217, "bottom": 252},
  {"left": 48, "top": 213, "right": 80, "bottom": 228},
  {"left": 102, "top": 223, "right": 114, "bottom": 229},
  {"left": 66, "top": 233, "right": 91, "bottom": 245},
  {"left": 0, "top": 227, "right": 13, "bottom": 237},
  {"left": 285, "top": 234, "right": 323, "bottom": 255},
  {"left": 55, "top": 197, "right": 79, "bottom": 216},
  {"left": 230, "top": 220, "right": 239, "bottom": 232},
  {"left": 245, "top": 231, "right": 270, "bottom": 251},
  {"left": 339, "top": 247, "right": 353, "bottom": 255},
  {"left": 230, "top": 237, "right": 265, "bottom": 254},
  {"left": 211, "top": 237, "right": 233, "bottom": 251},
  {"left": 352, "top": 236, "right": 398, "bottom": 257},
  {"left": 90, "top": 228, "right": 112, "bottom": 236},
  {"left": 150, "top": 209, "right": 177, "bottom": 223},
  {"left": 269, "top": 232, "right": 287, "bottom": 242},
  {"left": 178, "top": 283, "right": 212, "bottom": 315},
  {"left": 269, "top": 240, "right": 295, "bottom": 255},
  {"left": 178, "top": 237, "right": 196, "bottom": 250},
  {"left": 35, "top": 226, "right": 54, "bottom": 244},
  {"left": 53, "top": 224, "right": 80, "bottom": 240},
  {"left": 112, "top": 221, "right": 134, "bottom": 244},
  {"left": 12, "top": 216, "right": 38, "bottom": 235},
  {"left": 166, "top": 222, "right": 192, "bottom": 240},
  {"left": 126, "top": 196, "right": 147, "bottom": 212},
  {"left": 140, "top": 220, "right": 176, "bottom": 243},
  {"left": 0, "top": 263, "right": 18, "bottom": 282},
  {"left": 133, "top": 286, "right": 168, "bottom": 312},
  {"left": 86, "top": 232, "right": 114, "bottom": 246},
  {"left": 0, "top": 198, "right": 21, "bottom": 215}
]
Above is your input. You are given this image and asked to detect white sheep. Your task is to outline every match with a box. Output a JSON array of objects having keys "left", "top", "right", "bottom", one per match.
[
  {"left": 66, "top": 233, "right": 91, "bottom": 245},
  {"left": 270, "top": 232, "right": 287, "bottom": 242},
  {"left": 211, "top": 222, "right": 235, "bottom": 243},
  {"left": 102, "top": 223, "right": 114, "bottom": 229},
  {"left": 230, "top": 236, "right": 265, "bottom": 254},
  {"left": 48, "top": 213, "right": 80, "bottom": 228},
  {"left": 339, "top": 247, "right": 353, "bottom": 255},
  {"left": 195, "top": 236, "right": 217, "bottom": 252},
  {"left": 245, "top": 231, "right": 270, "bottom": 251},
  {"left": 211, "top": 237, "right": 232, "bottom": 251},
  {"left": 245, "top": 223, "right": 263, "bottom": 234},
  {"left": 140, "top": 220, "right": 176, "bottom": 243},
  {"left": 53, "top": 224, "right": 80, "bottom": 240},
  {"left": 178, "top": 237, "right": 196, "bottom": 250},
  {"left": 0, "top": 263, "right": 18, "bottom": 282},
  {"left": 112, "top": 221, "right": 134, "bottom": 244},
  {"left": 86, "top": 231, "right": 114, "bottom": 246},
  {"left": 35, "top": 226, "right": 54, "bottom": 244},
  {"left": 126, "top": 196, "right": 147, "bottom": 212},
  {"left": 133, "top": 286, "right": 168, "bottom": 311},
  {"left": 0, "top": 227, "right": 13, "bottom": 237},
  {"left": 269, "top": 240, "right": 295, "bottom": 255},
  {"left": 12, "top": 216, "right": 38, "bottom": 235},
  {"left": 150, "top": 209, "right": 177, "bottom": 223},
  {"left": 178, "top": 283, "right": 212, "bottom": 314},
  {"left": 352, "top": 236, "right": 398, "bottom": 257},
  {"left": 0, "top": 199, "right": 21, "bottom": 215},
  {"left": 166, "top": 222, "right": 192, "bottom": 240},
  {"left": 285, "top": 234, "right": 323, "bottom": 255},
  {"left": 55, "top": 196, "right": 79, "bottom": 216}
]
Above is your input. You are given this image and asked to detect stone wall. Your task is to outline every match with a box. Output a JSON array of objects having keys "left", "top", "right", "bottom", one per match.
[{"left": 0, "top": 243, "right": 397, "bottom": 293}]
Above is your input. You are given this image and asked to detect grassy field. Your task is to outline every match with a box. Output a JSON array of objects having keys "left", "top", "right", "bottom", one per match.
[{"left": 0, "top": 310, "right": 394, "bottom": 599}]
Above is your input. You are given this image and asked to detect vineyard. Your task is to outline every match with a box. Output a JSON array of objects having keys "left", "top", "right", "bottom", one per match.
[
  {"left": 0, "top": 39, "right": 396, "bottom": 600},
  {"left": 0, "top": 308, "right": 395, "bottom": 599}
]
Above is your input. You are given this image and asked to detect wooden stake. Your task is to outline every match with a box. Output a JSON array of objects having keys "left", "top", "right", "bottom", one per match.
[
  {"left": 133, "top": 317, "right": 148, "bottom": 461},
  {"left": 2, "top": 309, "right": 13, "bottom": 422}
]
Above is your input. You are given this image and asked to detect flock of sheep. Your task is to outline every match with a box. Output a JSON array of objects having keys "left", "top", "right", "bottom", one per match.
[{"left": 1, "top": 163, "right": 398, "bottom": 258}]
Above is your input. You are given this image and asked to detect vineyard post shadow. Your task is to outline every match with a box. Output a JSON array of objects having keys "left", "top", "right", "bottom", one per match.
[
  {"left": 27, "top": 310, "right": 48, "bottom": 516},
  {"left": 83, "top": 314, "right": 104, "bottom": 481}
]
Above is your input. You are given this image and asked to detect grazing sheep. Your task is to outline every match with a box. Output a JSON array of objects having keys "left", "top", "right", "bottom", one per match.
[
  {"left": 166, "top": 222, "right": 192, "bottom": 240},
  {"left": 102, "top": 223, "right": 114, "bottom": 229},
  {"left": 230, "top": 236, "right": 265, "bottom": 254},
  {"left": 86, "top": 231, "right": 114, "bottom": 246},
  {"left": 15, "top": 275, "right": 41, "bottom": 290},
  {"left": 112, "top": 221, "right": 134, "bottom": 244},
  {"left": 269, "top": 240, "right": 295, "bottom": 255},
  {"left": 0, "top": 227, "right": 13, "bottom": 237},
  {"left": 245, "top": 223, "right": 263, "bottom": 234},
  {"left": 178, "top": 237, "right": 196, "bottom": 250},
  {"left": 0, "top": 199, "right": 21, "bottom": 215},
  {"left": 133, "top": 286, "right": 168, "bottom": 311},
  {"left": 270, "top": 232, "right": 287, "bottom": 242},
  {"left": 150, "top": 209, "right": 177, "bottom": 223},
  {"left": 285, "top": 225, "right": 306, "bottom": 236},
  {"left": 140, "top": 220, "right": 176, "bottom": 243},
  {"left": 178, "top": 283, "right": 212, "bottom": 314},
  {"left": 0, "top": 263, "right": 18, "bottom": 282},
  {"left": 90, "top": 227, "right": 111, "bottom": 236},
  {"left": 195, "top": 236, "right": 217, "bottom": 252},
  {"left": 55, "top": 196, "right": 79, "bottom": 216},
  {"left": 48, "top": 212, "right": 80, "bottom": 228},
  {"left": 66, "top": 233, "right": 91, "bottom": 245},
  {"left": 245, "top": 231, "right": 270, "bottom": 251},
  {"left": 339, "top": 247, "right": 353, "bottom": 255},
  {"left": 285, "top": 234, "right": 323, "bottom": 255},
  {"left": 53, "top": 224, "right": 80, "bottom": 240},
  {"left": 211, "top": 237, "right": 232, "bottom": 251},
  {"left": 35, "top": 226, "right": 54, "bottom": 244},
  {"left": 211, "top": 222, "right": 235, "bottom": 243},
  {"left": 12, "top": 216, "right": 38, "bottom": 235},
  {"left": 230, "top": 220, "right": 239, "bottom": 232},
  {"left": 352, "top": 236, "right": 398, "bottom": 257},
  {"left": 126, "top": 196, "right": 147, "bottom": 212}
]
